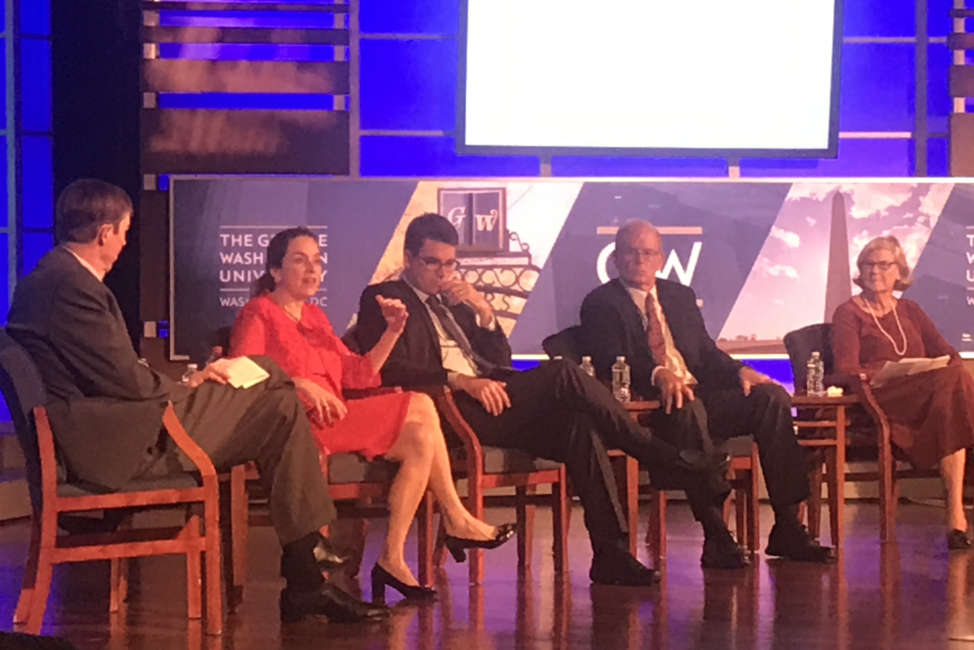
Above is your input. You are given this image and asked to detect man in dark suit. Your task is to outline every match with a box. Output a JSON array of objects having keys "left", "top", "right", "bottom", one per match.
[
  {"left": 580, "top": 219, "right": 833, "bottom": 563},
  {"left": 356, "top": 213, "right": 733, "bottom": 584},
  {"left": 6, "top": 179, "right": 387, "bottom": 622}
]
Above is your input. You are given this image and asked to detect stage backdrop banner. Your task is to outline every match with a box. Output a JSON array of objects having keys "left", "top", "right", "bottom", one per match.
[{"left": 170, "top": 177, "right": 974, "bottom": 361}]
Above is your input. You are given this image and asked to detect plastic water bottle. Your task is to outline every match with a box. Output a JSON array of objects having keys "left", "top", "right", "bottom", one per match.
[
  {"left": 611, "top": 356, "right": 631, "bottom": 402},
  {"left": 806, "top": 351, "right": 825, "bottom": 397},
  {"left": 579, "top": 355, "right": 596, "bottom": 378},
  {"left": 181, "top": 362, "right": 199, "bottom": 385}
]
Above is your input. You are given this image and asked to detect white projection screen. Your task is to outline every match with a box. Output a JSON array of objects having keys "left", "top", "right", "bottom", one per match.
[{"left": 459, "top": 0, "right": 843, "bottom": 157}]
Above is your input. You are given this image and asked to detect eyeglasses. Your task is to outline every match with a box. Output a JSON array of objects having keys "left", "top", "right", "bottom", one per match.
[
  {"left": 419, "top": 256, "right": 458, "bottom": 272},
  {"left": 859, "top": 261, "right": 896, "bottom": 271},
  {"left": 618, "top": 247, "right": 662, "bottom": 260}
]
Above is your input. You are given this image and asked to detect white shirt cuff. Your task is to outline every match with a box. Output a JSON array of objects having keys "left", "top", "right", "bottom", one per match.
[
  {"left": 650, "top": 365, "right": 664, "bottom": 386},
  {"left": 476, "top": 311, "right": 496, "bottom": 330}
]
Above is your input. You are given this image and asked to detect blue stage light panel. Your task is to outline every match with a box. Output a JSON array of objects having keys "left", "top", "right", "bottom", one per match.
[
  {"left": 20, "top": 0, "right": 49, "bottom": 36},
  {"left": 927, "top": 137, "right": 948, "bottom": 176},
  {"left": 159, "top": 43, "right": 343, "bottom": 61},
  {"left": 551, "top": 156, "right": 729, "bottom": 178},
  {"left": 928, "top": 43, "right": 950, "bottom": 135},
  {"left": 22, "top": 231, "right": 53, "bottom": 276},
  {"left": 843, "top": 0, "right": 914, "bottom": 37},
  {"left": 360, "top": 0, "right": 458, "bottom": 34},
  {"left": 929, "top": 0, "right": 953, "bottom": 37},
  {"left": 21, "top": 136, "right": 53, "bottom": 229},
  {"left": 740, "top": 138, "right": 914, "bottom": 177},
  {"left": 0, "top": 139, "right": 7, "bottom": 227},
  {"left": 0, "top": 233, "right": 7, "bottom": 321},
  {"left": 361, "top": 39, "right": 457, "bottom": 131},
  {"left": 840, "top": 43, "right": 914, "bottom": 132},
  {"left": 157, "top": 93, "right": 341, "bottom": 110},
  {"left": 20, "top": 38, "right": 52, "bottom": 133},
  {"left": 0, "top": 41, "right": 5, "bottom": 131},
  {"left": 360, "top": 135, "right": 539, "bottom": 176},
  {"left": 160, "top": 10, "right": 340, "bottom": 29}
]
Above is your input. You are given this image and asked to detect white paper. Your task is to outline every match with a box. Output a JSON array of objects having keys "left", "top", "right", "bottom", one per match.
[
  {"left": 210, "top": 356, "right": 270, "bottom": 390},
  {"left": 870, "top": 355, "right": 950, "bottom": 388}
]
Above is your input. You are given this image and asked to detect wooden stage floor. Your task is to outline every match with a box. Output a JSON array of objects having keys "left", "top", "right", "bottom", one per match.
[{"left": 2, "top": 501, "right": 974, "bottom": 649}]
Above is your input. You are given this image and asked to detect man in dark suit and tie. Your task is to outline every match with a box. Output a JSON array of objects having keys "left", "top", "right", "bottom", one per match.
[
  {"left": 6, "top": 179, "right": 387, "bottom": 622},
  {"left": 356, "top": 213, "right": 733, "bottom": 584},
  {"left": 579, "top": 219, "right": 834, "bottom": 563}
]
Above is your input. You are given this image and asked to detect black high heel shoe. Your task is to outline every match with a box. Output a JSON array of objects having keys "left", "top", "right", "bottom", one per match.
[
  {"left": 444, "top": 522, "right": 517, "bottom": 563},
  {"left": 370, "top": 563, "right": 437, "bottom": 604}
]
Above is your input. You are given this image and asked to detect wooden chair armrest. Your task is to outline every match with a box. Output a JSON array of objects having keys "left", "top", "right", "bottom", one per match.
[
  {"left": 161, "top": 402, "right": 218, "bottom": 481},
  {"left": 343, "top": 386, "right": 403, "bottom": 400},
  {"left": 413, "top": 386, "right": 485, "bottom": 477}
]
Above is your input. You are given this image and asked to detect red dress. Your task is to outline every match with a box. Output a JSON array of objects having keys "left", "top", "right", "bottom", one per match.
[
  {"left": 832, "top": 297, "right": 974, "bottom": 469},
  {"left": 230, "top": 294, "right": 410, "bottom": 459}
]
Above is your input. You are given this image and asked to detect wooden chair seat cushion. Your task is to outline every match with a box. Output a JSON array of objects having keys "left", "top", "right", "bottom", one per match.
[
  {"left": 449, "top": 445, "right": 563, "bottom": 475},
  {"left": 56, "top": 472, "right": 201, "bottom": 497}
]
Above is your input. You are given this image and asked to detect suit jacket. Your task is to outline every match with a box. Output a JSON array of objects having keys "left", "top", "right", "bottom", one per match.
[
  {"left": 579, "top": 278, "right": 742, "bottom": 400},
  {"left": 356, "top": 280, "right": 511, "bottom": 388},
  {"left": 7, "top": 247, "right": 190, "bottom": 490}
]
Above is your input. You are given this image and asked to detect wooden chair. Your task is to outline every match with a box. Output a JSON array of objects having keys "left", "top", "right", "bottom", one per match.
[
  {"left": 0, "top": 331, "right": 226, "bottom": 635},
  {"left": 425, "top": 386, "right": 569, "bottom": 585},
  {"left": 784, "top": 323, "right": 940, "bottom": 544},
  {"left": 542, "top": 326, "right": 760, "bottom": 559}
]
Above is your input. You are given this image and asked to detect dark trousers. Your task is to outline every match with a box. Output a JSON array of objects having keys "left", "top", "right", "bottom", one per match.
[
  {"left": 453, "top": 359, "right": 708, "bottom": 554},
  {"left": 163, "top": 356, "right": 335, "bottom": 546},
  {"left": 649, "top": 382, "right": 809, "bottom": 512}
]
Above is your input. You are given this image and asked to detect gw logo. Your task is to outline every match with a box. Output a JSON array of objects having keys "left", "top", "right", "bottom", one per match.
[
  {"left": 447, "top": 206, "right": 499, "bottom": 232},
  {"left": 595, "top": 226, "right": 703, "bottom": 286}
]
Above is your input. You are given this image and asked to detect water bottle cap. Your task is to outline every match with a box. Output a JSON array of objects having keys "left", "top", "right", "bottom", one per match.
[
  {"left": 615, "top": 356, "right": 626, "bottom": 362},
  {"left": 810, "top": 351, "right": 820, "bottom": 359},
  {"left": 581, "top": 356, "right": 591, "bottom": 363}
]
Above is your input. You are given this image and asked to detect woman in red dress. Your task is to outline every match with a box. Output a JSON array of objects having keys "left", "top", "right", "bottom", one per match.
[
  {"left": 231, "top": 228, "right": 513, "bottom": 601},
  {"left": 832, "top": 235, "right": 974, "bottom": 550}
]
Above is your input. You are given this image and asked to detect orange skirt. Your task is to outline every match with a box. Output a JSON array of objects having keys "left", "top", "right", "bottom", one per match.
[{"left": 309, "top": 390, "right": 413, "bottom": 460}]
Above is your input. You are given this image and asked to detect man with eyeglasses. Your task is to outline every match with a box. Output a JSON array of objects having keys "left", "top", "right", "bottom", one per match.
[
  {"left": 579, "top": 219, "right": 834, "bottom": 566},
  {"left": 355, "top": 213, "right": 732, "bottom": 586}
]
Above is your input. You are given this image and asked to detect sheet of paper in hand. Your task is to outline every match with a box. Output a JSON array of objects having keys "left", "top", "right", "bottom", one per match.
[
  {"left": 209, "top": 356, "right": 270, "bottom": 389},
  {"left": 870, "top": 355, "right": 950, "bottom": 388}
]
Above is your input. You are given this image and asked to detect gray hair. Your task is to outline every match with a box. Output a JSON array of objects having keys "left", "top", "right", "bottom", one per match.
[{"left": 853, "top": 235, "right": 913, "bottom": 291}]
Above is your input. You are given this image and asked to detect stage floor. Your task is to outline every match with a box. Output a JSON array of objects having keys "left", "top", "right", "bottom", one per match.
[{"left": 2, "top": 501, "right": 974, "bottom": 649}]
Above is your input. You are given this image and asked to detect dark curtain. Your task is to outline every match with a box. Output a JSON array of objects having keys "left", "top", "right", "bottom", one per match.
[{"left": 52, "top": 0, "right": 142, "bottom": 347}]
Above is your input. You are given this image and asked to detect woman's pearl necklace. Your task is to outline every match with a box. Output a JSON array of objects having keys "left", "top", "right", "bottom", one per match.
[{"left": 861, "top": 296, "right": 908, "bottom": 357}]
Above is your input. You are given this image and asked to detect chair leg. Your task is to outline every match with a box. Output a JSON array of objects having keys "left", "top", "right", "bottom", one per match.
[
  {"left": 417, "top": 492, "right": 434, "bottom": 587},
  {"left": 230, "top": 464, "right": 248, "bottom": 602},
  {"left": 747, "top": 457, "right": 760, "bottom": 553},
  {"left": 552, "top": 470, "right": 568, "bottom": 574},
  {"left": 467, "top": 482, "right": 485, "bottom": 586},
  {"left": 203, "top": 496, "right": 224, "bottom": 635},
  {"left": 433, "top": 518, "right": 448, "bottom": 569},
  {"left": 646, "top": 488, "right": 667, "bottom": 565},
  {"left": 515, "top": 485, "right": 536, "bottom": 570},
  {"left": 733, "top": 488, "right": 747, "bottom": 548},
  {"left": 110, "top": 559, "right": 123, "bottom": 613},
  {"left": 13, "top": 515, "right": 41, "bottom": 626},
  {"left": 25, "top": 552, "right": 53, "bottom": 635},
  {"left": 825, "top": 445, "right": 844, "bottom": 550},
  {"left": 184, "top": 515, "right": 202, "bottom": 620}
]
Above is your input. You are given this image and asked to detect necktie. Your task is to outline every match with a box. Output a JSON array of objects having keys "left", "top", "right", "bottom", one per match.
[
  {"left": 426, "top": 295, "right": 495, "bottom": 374},
  {"left": 644, "top": 292, "right": 667, "bottom": 365}
]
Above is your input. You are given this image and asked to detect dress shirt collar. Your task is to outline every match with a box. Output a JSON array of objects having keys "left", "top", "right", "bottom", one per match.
[{"left": 62, "top": 245, "right": 105, "bottom": 282}]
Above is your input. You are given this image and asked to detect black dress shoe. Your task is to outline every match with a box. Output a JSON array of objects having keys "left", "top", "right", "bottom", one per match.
[
  {"left": 701, "top": 535, "right": 751, "bottom": 569},
  {"left": 280, "top": 582, "right": 390, "bottom": 623},
  {"left": 444, "top": 522, "right": 516, "bottom": 562},
  {"left": 675, "top": 449, "right": 731, "bottom": 475},
  {"left": 589, "top": 548, "right": 661, "bottom": 586},
  {"left": 765, "top": 523, "right": 835, "bottom": 563},
  {"left": 948, "top": 529, "right": 972, "bottom": 550},
  {"left": 371, "top": 563, "right": 437, "bottom": 603}
]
